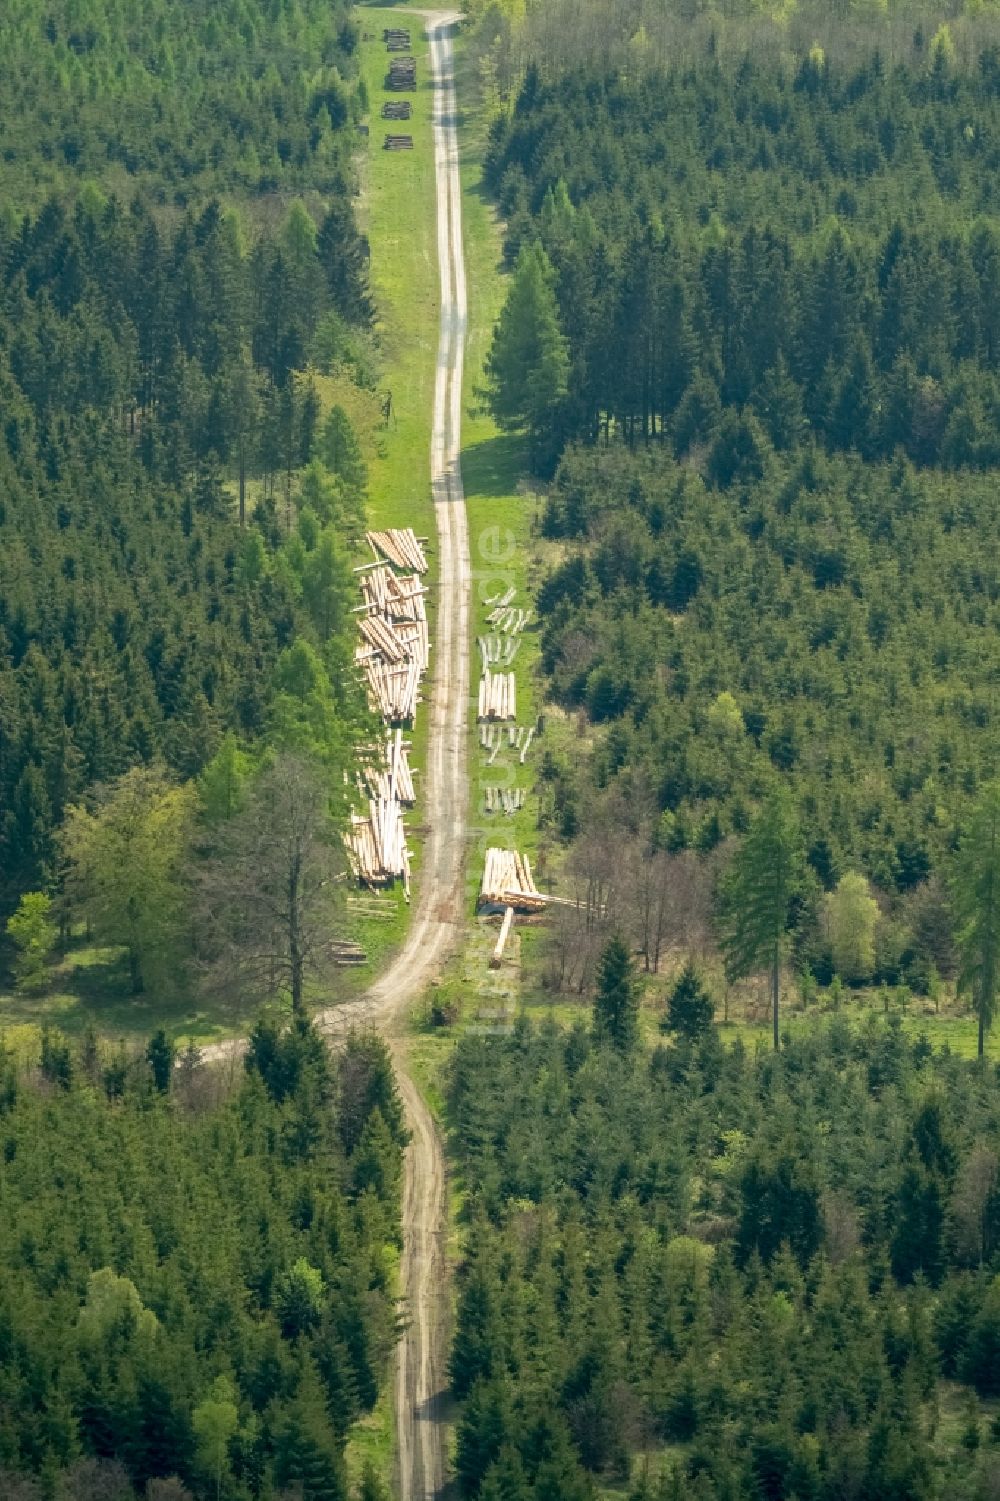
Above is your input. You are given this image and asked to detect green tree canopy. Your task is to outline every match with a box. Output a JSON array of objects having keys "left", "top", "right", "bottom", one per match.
[
  {"left": 592, "top": 934, "right": 640, "bottom": 1051},
  {"left": 484, "top": 241, "right": 570, "bottom": 467},
  {"left": 719, "top": 787, "right": 804, "bottom": 1049}
]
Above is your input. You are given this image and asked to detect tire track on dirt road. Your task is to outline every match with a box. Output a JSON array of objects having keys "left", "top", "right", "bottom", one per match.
[
  {"left": 337, "top": 16, "right": 468, "bottom": 1500},
  {"left": 202, "top": 16, "right": 468, "bottom": 1495}
]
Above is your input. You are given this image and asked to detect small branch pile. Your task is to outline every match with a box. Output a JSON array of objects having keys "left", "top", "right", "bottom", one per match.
[
  {"left": 367, "top": 527, "right": 429, "bottom": 573},
  {"left": 478, "top": 668, "right": 516, "bottom": 723},
  {"left": 479, "top": 847, "right": 546, "bottom": 913}
]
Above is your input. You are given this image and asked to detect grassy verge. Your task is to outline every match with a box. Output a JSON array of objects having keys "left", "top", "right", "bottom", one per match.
[
  {"left": 453, "top": 35, "right": 550, "bottom": 919},
  {"left": 337, "top": 10, "right": 442, "bottom": 990}
]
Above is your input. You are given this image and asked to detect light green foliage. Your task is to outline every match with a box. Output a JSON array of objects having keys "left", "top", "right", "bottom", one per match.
[
  {"left": 78, "top": 1268, "right": 159, "bottom": 1346},
  {"left": 270, "top": 641, "right": 356, "bottom": 776},
  {"left": 824, "top": 871, "right": 880, "bottom": 983},
  {"left": 706, "top": 691, "right": 744, "bottom": 739},
  {"left": 193, "top": 1376, "right": 239, "bottom": 1499},
  {"left": 931, "top": 22, "right": 957, "bottom": 68},
  {"left": 198, "top": 734, "right": 255, "bottom": 824},
  {"left": 6, "top": 892, "right": 57, "bottom": 994},
  {"left": 321, "top": 406, "right": 368, "bottom": 502},
  {"left": 60, "top": 767, "right": 196, "bottom": 996},
  {"left": 276, "top": 1258, "right": 326, "bottom": 1338}
]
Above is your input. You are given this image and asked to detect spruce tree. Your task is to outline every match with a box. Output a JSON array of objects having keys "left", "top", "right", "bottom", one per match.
[
  {"left": 719, "top": 787, "right": 803, "bottom": 1050},
  {"left": 663, "top": 961, "right": 714, "bottom": 1041},
  {"left": 485, "top": 242, "right": 569, "bottom": 468},
  {"left": 592, "top": 935, "right": 640, "bottom": 1052},
  {"left": 952, "top": 781, "right": 1000, "bottom": 1058}
]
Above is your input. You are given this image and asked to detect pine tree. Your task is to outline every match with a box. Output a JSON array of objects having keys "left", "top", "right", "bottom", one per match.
[
  {"left": 952, "top": 781, "right": 1000, "bottom": 1058},
  {"left": 592, "top": 935, "right": 640, "bottom": 1052},
  {"left": 485, "top": 242, "right": 570, "bottom": 468},
  {"left": 145, "top": 1030, "right": 175, "bottom": 1093},
  {"left": 663, "top": 961, "right": 714, "bottom": 1041},
  {"left": 720, "top": 787, "right": 803, "bottom": 1049}
]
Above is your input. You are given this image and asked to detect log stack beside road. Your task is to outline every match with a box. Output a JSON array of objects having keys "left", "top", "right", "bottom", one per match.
[{"left": 346, "top": 532, "right": 432, "bottom": 895}]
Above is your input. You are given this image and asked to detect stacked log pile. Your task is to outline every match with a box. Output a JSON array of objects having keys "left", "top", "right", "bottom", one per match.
[
  {"left": 382, "top": 100, "right": 412, "bottom": 120},
  {"left": 366, "top": 527, "right": 429, "bottom": 572},
  {"left": 346, "top": 800, "right": 411, "bottom": 897},
  {"left": 347, "top": 543, "right": 429, "bottom": 892},
  {"left": 384, "top": 135, "right": 414, "bottom": 151},
  {"left": 478, "top": 668, "right": 516, "bottom": 723},
  {"left": 361, "top": 729, "right": 416, "bottom": 806},
  {"left": 388, "top": 57, "right": 416, "bottom": 90},
  {"left": 479, "top": 847, "right": 546, "bottom": 913},
  {"left": 384, "top": 27, "right": 411, "bottom": 49},
  {"left": 354, "top": 564, "right": 429, "bottom": 722}
]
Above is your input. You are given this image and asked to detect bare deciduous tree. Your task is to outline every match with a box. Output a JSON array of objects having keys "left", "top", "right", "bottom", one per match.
[
  {"left": 196, "top": 754, "right": 343, "bottom": 1016},
  {"left": 628, "top": 843, "right": 717, "bottom": 973}
]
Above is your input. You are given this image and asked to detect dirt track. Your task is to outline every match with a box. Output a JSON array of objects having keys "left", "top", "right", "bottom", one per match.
[
  {"left": 329, "top": 16, "right": 468, "bottom": 1499},
  {"left": 201, "top": 16, "right": 468, "bottom": 1495}
]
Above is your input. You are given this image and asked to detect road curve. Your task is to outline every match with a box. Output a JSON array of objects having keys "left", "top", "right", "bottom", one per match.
[
  {"left": 201, "top": 17, "right": 469, "bottom": 1496},
  {"left": 332, "top": 16, "right": 469, "bottom": 1500}
]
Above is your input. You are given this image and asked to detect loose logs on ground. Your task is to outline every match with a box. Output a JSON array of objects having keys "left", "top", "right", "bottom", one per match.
[
  {"left": 484, "top": 786, "right": 525, "bottom": 815},
  {"left": 490, "top": 906, "right": 515, "bottom": 969},
  {"left": 479, "top": 848, "right": 546, "bottom": 913},
  {"left": 477, "top": 668, "right": 517, "bottom": 723}
]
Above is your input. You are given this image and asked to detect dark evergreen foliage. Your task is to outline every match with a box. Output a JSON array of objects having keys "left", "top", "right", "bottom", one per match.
[
  {"left": 447, "top": 1017, "right": 1000, "bottom": 1499},
  {"left": 0, "top": 1020, "right": 402, "bottom": 1495}
]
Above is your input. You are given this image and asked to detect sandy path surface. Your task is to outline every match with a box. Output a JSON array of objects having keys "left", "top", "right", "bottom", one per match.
[
  {"left": 200, "top": 16, "right": 468, "bottom": 1495},
  {"left": 332, "top": 16, "right": 468, "bottom": 1499}
]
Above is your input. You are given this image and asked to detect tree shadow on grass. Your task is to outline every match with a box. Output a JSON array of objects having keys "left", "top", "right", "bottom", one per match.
[
  {"left": 0, "top": 940, "right": 247, "bottom": 1046},
  {"left": 461, "top": 431, "right": 526, "bottom": 499}
]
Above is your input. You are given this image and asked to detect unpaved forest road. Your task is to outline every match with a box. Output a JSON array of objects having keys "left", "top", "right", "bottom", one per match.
[
  {"left": 325, "top": 15, "right": 469, "bottom": 1500},
  {"left": 202, "top": 15, "right": 468, "bottom": 1497}
]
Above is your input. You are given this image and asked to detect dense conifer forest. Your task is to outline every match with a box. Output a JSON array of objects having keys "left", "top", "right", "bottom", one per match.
[
  {"left": 0, "top": 0, "right": 374, "bottom": 924},
  {"left": 0, "top": 11, "right": 395, "bottom": 1486},
  {"left": 447, "top": 1008, "right": 1000, "bottom": 1500},
  {"left": 0, "top": 0, "right": 361, "bottom": 205},
  {"left": 479, "top": 25, "right": 1000, "bottom": 1001},
  {"left": 0, "top": 1019, "right": 405, "bottom": 1498}
]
